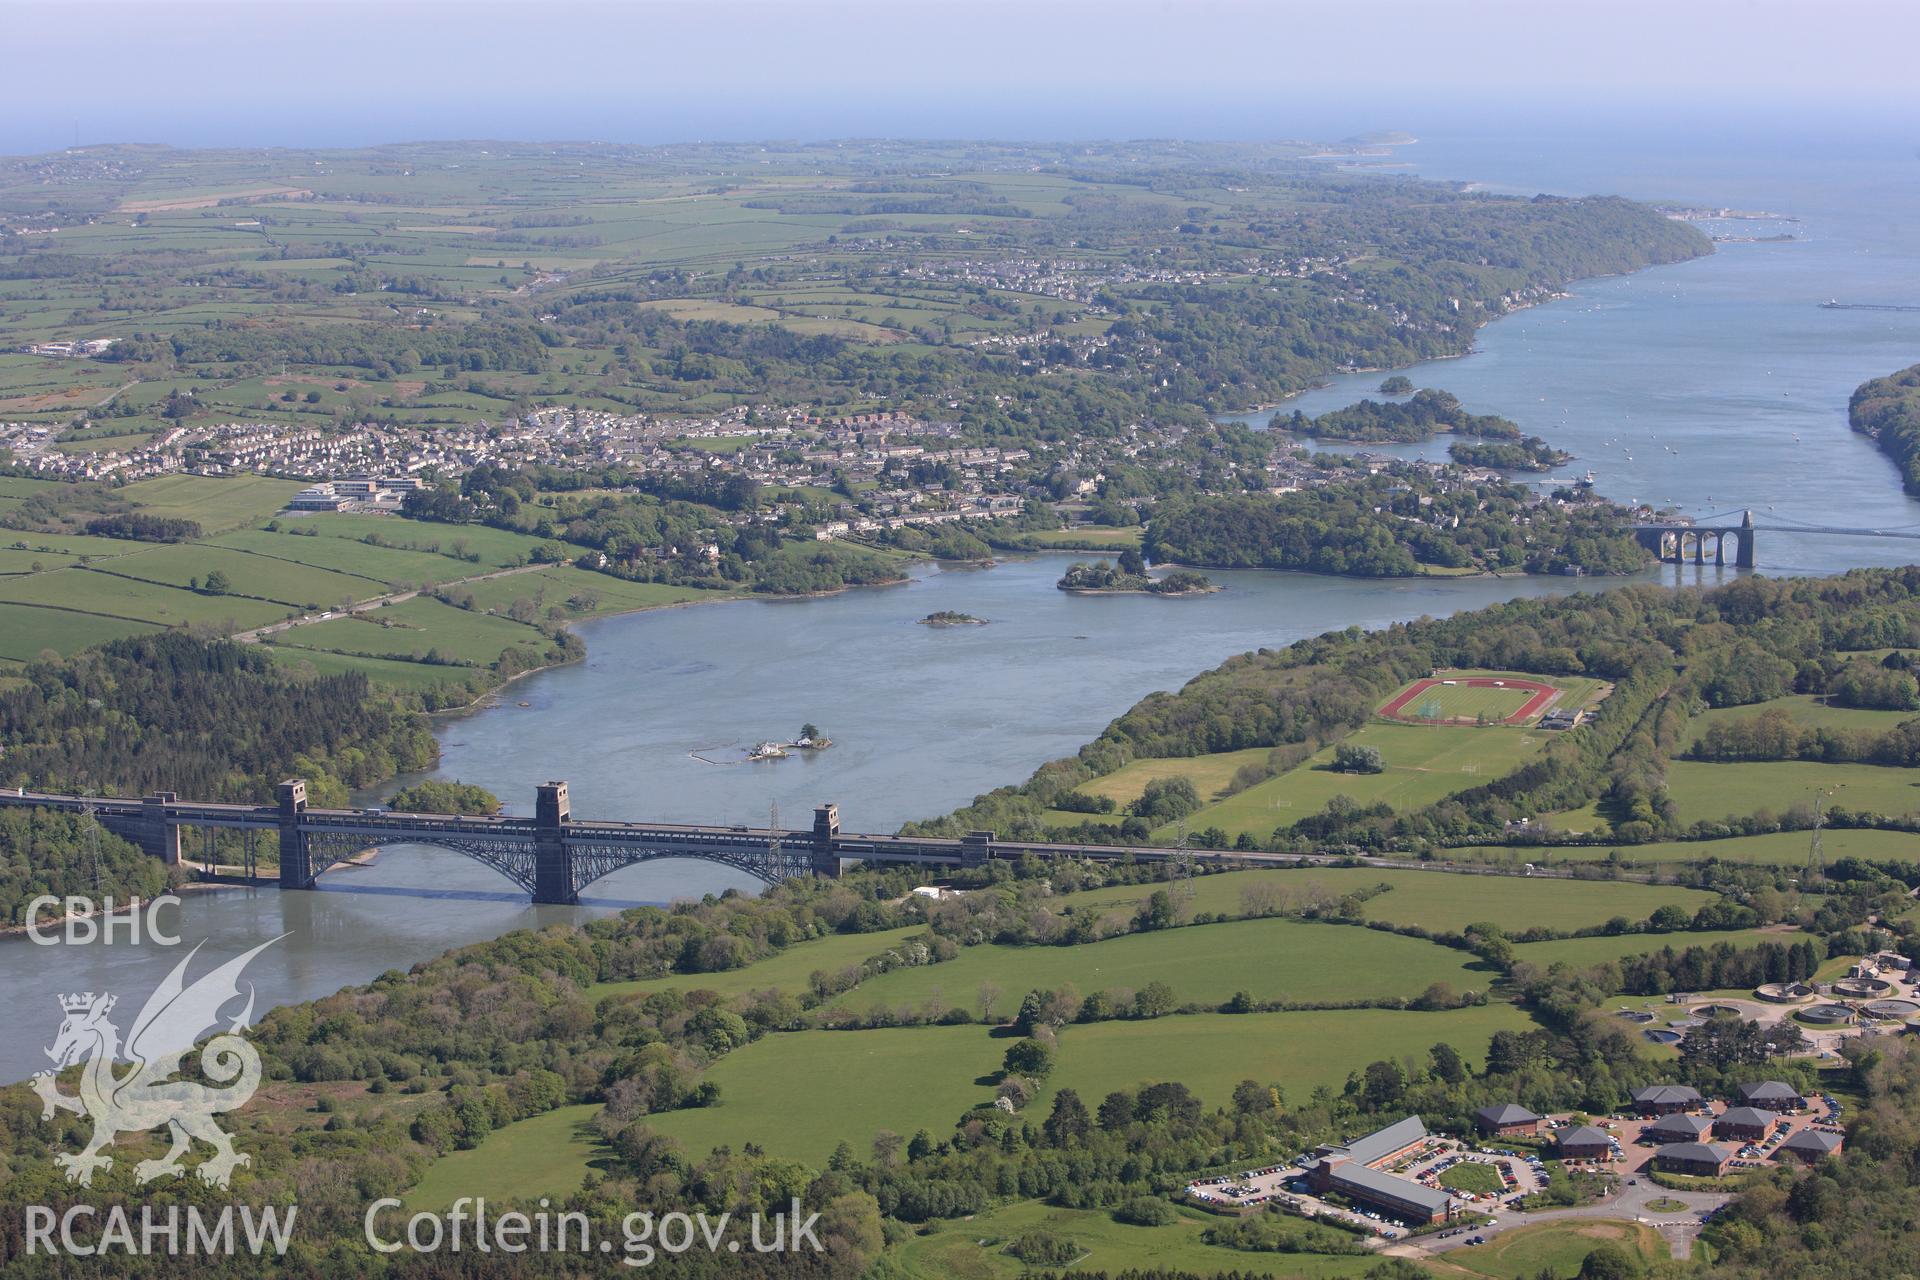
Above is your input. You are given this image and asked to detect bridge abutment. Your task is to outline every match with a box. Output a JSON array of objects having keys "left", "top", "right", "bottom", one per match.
[
  {"left": 533, "top": 780, "right": 575, "bottom": 903},
  {"left": 140, "top": 792, "right": 180, "bottom": 865},
  {"left": 1634, "top": 512, "right": 1756, "bottom": 568}
]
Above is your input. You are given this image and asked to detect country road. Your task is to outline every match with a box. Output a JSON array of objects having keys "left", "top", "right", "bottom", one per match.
[{"left": 1385, "top": 1178, "right": 1730, "bottom": 1266}]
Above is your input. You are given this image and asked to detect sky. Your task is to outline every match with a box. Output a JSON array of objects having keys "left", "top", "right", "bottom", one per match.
[{"left": 0, "top": 0, "right": 1916, "bottom": 154}]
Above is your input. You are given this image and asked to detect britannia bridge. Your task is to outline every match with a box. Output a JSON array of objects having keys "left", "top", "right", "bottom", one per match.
[{"left": 0, "top": 780, "right": 1246, "bottom": 904}]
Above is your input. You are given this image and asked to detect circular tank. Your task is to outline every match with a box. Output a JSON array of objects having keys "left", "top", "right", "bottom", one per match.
[
  {"left": 1865, "top": 998, "right": 1920, "bottom": 1018},
  {"left": 1644, "top": 1028, "right": 1683, "bottom": 1045},
  {"left": 1755, "top": 982, "right": 1811, "bottom": 1003},
  {"left": 1797, "top": 1004, "right": 1857, "bottom": 1026},
  {"left": 1618, "top": 1011, "right": 1654, "bottom": 1023},
  {"left": 1834, "top": 977, "right": 1892, "bottom": 998},
  {"left": 1692, "top": 1003, "right": 1744, "bottom": 1018}
]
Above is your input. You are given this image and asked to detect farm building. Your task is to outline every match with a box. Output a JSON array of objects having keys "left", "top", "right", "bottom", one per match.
[
  {"left": 1644, "top": 1113, "right": 1715, "bottom": 1144},
  {"left": 1631, "top": 1084, "right": 1703, "bottom": 1116},
  {"left": 1737, "top": 1081, "right": 1804, "bottom": 1111},
  {"left": 1473, "top": 1103, "right": 1543, "bottom": 1137},
  {"left": 1553, "top": 1125, "right": 1614, "bottom": 1161},
  {"left": 1713, "top": 1107, "right": 1779, "bottom": 1143},
  {"left": 1656, "top": 1142, "right": 1732, "bottom": 1178},
  {"left": 1775, "top": 1129, "right": 1844, "bottom": 1165}
]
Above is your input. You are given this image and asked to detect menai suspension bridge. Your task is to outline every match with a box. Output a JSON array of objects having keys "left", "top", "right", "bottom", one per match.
[{"left": 1633, "top": 508, "right": 1920, "bottom": 567}]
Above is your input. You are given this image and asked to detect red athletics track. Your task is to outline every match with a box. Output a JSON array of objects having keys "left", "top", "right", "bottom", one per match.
[{"left": 1378, "top": 677, "right": 1559, "bottom": 725}]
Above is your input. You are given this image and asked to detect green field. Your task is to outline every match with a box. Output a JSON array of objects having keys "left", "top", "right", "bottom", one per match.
[
  {"left": 642, "top": 1025, "right": 1007, "bottom": 1165},
  {"left": 894, "top": 1200, "right": 1375, "bottom": 1280},
  {"left": 1665, "top": 759, "right": 1920, "bottom": 824},
  {"left": 105, "top": 543, "right": 379, "bottom": 608},
  {"left": 583, "top": 925, "right": 930, "bottom": 1002},
  {"left": 643, "top": 1004, "right": 1537, "bottom": 1167},
  {"left": 1510, "top": 927, "right": 1788, "bottom": 970},
  {"left": 1073, "top": 748, "right": 1273, "bottom": 808},
  {"left": 0, "top": 601, "right": 161, "bottom": 660},
  {"left": 271, "top": 596, "right": 548, "bottom": 665},
  {"left": 0, "top": 566, "right": 292, "bottom": 629},
  {"left": 833, "top": 918, "right": 1495, "bottom": 1017},
  {"left": 445, "top": 568, "right": 723, "bottom": 619},
  {"left": 1164, "top": 723, "right": 1549, "bottom": 840},
  {"left": 116, "top": 474, "right": 306, "bottom": 533},
  {"left": 404, "top": 1104, "right": 610, "bottom": 1210},
  {"left": 1046, "top": 1004, "right": 1536, "bottom": 1111},
  {"left": 1052, "top": 868, "right": 1716, "bottom": 936},
  {"left": 1460, "top": 827, "right": 1920, "bottom": 867},
  {"left": 262, "top": 644, "right": 486, "bottom": 691},
  {"left": 212, "top": 527, "right": 476, "bottom": 587},
  {"left": 1446, "top": 1219, "right": 1665, "bottom": 1279},
  {"left": 1684, "top": 693, "right": 1919, "bottom": 743}
]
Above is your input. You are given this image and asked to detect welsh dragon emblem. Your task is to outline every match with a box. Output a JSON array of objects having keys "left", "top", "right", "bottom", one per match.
[{"left": 32, "top": 936, "right": 282, "bottom": 1189}]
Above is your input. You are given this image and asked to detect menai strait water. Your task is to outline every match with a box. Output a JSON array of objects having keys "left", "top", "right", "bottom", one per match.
[{"left": 5, "top": 122, "right": 1919, "bottom": 1082}]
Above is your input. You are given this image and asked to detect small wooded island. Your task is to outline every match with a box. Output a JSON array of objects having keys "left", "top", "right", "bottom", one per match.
[
  {"left": 919, "top": 610, "right": 988, "bottom": 626},
  {"left": 1057, "top": 552, "right": 1216, "bottom": 596}
]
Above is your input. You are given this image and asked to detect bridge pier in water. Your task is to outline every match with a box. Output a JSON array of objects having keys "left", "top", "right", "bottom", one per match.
[
  {"left": 533, "top": 781, "right": 574, "bottom": 904},
  {"left": 278, "top": 779, "right": 310, "bottom": 889}
]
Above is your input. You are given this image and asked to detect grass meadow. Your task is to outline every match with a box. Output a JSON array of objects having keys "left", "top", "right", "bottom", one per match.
[
  {"left": 1461, "top": 827, "right": 1920, "bottom": 867},
  {"left": 894, "top": 1200, "right": 1376, "bottom": 1280},
  {"left": 1509, "top": 927, "right": 1788, "bottom": 970},
  {"left": 830, "top": 918, "right": 1495, "bottom": 1017},
  {"left": 1665, "top": 759, "right": 1920, "bottom": 824},
  {"left": 404, "top": 1104, "right": 610, "bottom": 1210},
  {"left": 1446, "top": 1220, "right": 1665, "bottom": 1279},
  {"left": 1683, "top": 693, "right": 1918, "bottom": 743},
  {"left": 583, "top": 925, "right": 930, "bottom": 1002},
  {"left": 1050, "top": 867, "right": 1717, "bottom": 936},
  {"left": 1163, "top": 723, "right": 1550, "bottom": 840}
]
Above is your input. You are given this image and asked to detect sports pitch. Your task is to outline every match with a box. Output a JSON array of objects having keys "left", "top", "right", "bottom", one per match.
[{"left": 1377, "top": 671, "right": 1595, "bottom": 726}]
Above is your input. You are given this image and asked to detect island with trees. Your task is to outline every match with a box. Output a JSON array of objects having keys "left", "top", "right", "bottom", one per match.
[
  {"left": 1447, "top": 435, "right": 1573, "bottom": 472},
  {"left": 920, "top": 610, "right": 988, "bottom": 626},
  {"left": 1058, "top": 549, "right": 1216, "bottom": 595},
  {"left": 1144, "top": 471, "right": 1648, "bottom": 577},
  {"left": 1272, "top": 388, "right": 1529, "bottom": 444}
]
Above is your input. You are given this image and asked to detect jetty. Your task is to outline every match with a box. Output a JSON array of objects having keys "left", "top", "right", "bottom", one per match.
[{"left": 1821, "top": 300, "right": 1920, "bottom": 313}]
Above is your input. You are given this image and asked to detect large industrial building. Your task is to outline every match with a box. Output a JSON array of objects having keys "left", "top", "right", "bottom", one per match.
[{"left": 1305, "top": 1116, "right": 1454, "bottom": 1225}]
